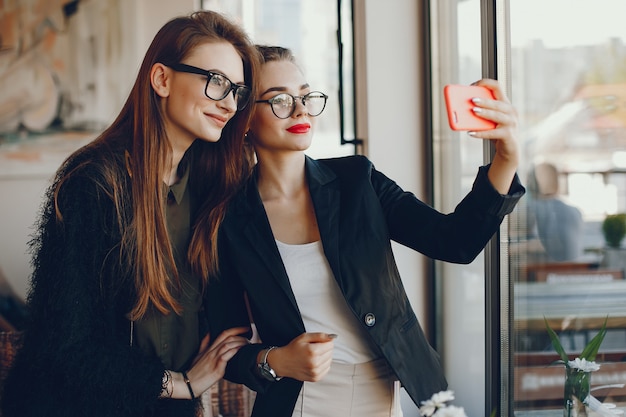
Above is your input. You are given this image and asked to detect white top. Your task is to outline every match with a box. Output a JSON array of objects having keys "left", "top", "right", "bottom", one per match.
[{"left": 275, "top": 240, "right": 380, "bottom": 364}]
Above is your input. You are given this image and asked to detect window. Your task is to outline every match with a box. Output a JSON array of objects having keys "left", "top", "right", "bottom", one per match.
[
  {"left": 429, "top": 1, "right": 490, "bottom": 416},
  {"left": 201, "top": 0, "right": 354, "bottom": 158},
  {"left": 509, "top": 1, "right": 626, "bottom": 415},
  {"left": 432, "top": 1, "right": 626, "bottom": 416}
]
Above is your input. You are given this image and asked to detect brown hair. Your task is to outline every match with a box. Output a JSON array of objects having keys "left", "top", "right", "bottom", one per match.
[
  {"left": 533, "top": 162, "right": 559, "bottom": 196},
  {"left": 255, "top": 45, "right": 297, "bottom": 65},
  {"left": 55, "top": 11, "right": 257, "bottom": 319}
]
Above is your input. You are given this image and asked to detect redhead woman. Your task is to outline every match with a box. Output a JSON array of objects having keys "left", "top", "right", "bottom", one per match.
[
  {"left": 207, "top": 45, "right": 525, "bottom": 417},
  {"left": 2, "top": 11, "right": 258, "bottom": 417}
]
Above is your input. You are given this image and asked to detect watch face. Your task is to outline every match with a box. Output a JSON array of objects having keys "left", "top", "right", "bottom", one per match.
[{"left": 258, "top": 363, "right": 280, "bottom": 381}]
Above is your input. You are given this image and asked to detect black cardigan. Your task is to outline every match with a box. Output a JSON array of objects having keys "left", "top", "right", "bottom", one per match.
[
  {"left": 1, "top": 141, "right": 198, "bottom": 417},
  {"left": 206, "top": 155, "right": 525, "bottom": 417}
]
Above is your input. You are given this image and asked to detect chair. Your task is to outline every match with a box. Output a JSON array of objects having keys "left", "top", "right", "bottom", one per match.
[
  {"left": 0, "top": 331, "right": 24, "bottom": 416},
  {"left": 203, "top": 379, "right": 256, "bottom": 417}
]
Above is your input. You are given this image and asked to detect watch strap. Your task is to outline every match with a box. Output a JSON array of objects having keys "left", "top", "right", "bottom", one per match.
[
  {"left": 262, "top": 346, "right": 277, "bottom": 364},
  {"left": 258, "top": 346, "right": 282, "bottom": 381}
]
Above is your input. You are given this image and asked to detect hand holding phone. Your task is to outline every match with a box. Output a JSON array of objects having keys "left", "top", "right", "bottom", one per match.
[{"left": 444, "top": 84, "right": 496, "bottom": 131}]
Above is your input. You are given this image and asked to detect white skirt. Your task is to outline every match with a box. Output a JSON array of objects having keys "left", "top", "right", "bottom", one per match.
[{"left": 291, "top": 358, "right": 403, "bottom": 417}]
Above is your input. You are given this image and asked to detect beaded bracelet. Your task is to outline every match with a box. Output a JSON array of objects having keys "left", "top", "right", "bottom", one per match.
[{"left": 181, "top": 371, "right": 195, "bottom": 400}]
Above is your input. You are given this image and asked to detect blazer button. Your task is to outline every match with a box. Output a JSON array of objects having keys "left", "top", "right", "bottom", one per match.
[{"left": 364, "top": 313, "right": 376, "bottom": 327}]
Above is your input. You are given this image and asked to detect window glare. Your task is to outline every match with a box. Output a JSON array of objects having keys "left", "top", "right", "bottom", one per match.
[
  {"left": 510, "top": 0, "right": 626, "bottom": 414},
  {"left": 201, "top": 0, "right": 352, "bottom": 158},
  {"left": 430, "top": 1, "right": 486, "bottom": 416}
]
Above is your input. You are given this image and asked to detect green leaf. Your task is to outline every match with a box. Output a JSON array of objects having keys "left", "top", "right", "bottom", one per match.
[
  {"left": 580, "top": 316, "right": 608, "bottom": 361},
  {"left": 544, "top": 317, "right": 570, "bottom": 364}
]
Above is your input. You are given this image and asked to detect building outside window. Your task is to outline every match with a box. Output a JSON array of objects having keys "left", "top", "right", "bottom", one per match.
[{"left": 509, "top": 1, "right": 626, "bottom": 415}]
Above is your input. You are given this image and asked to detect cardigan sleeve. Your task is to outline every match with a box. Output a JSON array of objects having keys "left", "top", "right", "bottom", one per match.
[
  {"left": 205, "top": 231, "right": 271, "bottom": 394},
  {"left": 373, "top": 163, "right": 525, "bottom": 264},
  {"left": 2, "top": 168, "right": 166, "bottom": 416}
]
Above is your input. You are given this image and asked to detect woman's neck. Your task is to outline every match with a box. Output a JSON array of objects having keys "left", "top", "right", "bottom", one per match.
[
  {"left": 256, "top": 152, "right": 307, "bottom": 201},
  {"left": 255, "top": 151, "right": 320, "bottom": 244},
  {"left": 164, "top": 141, "right": 190, "bottom": 186}
]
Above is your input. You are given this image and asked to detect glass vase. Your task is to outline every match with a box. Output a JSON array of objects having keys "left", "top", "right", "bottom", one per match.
[{"left": 564, "top": 367, "right": 590, "bottom": 417}]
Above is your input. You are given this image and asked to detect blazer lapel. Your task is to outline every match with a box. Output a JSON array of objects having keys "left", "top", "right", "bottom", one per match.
[
  {"left": 230, "top": 159, "right": 344, "bottom": 313},
  {"left": 235, "top": 177, "right": 301, "bottom": 313},
  {"left": 305, "top": 157, "right": 344, "bottom": 290}
]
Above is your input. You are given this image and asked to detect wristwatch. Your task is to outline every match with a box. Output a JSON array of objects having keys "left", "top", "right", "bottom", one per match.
[{"left": 257, "top": 346, "right": 282, "bottom": 382}]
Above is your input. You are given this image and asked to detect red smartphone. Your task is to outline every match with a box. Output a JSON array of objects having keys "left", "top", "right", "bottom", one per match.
[{"left": 443, "top": 84, "right": 496, "bottom": 131}]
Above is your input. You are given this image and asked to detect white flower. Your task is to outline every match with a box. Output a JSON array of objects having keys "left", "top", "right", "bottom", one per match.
[
  {"left": 568, "top": 357, "right": 601, "bottom": 372},
  {"left": 432, "top": 390, "right": 456, "bottom": 404},
  {"left": 420, "top": 390, "right": 459, "bottom": 417},
  {"left": 433, "top": 405, "right": 468, "bottom": 417},
  {"left": 420, "top": 401, "right": 438, "bottom": 417}
]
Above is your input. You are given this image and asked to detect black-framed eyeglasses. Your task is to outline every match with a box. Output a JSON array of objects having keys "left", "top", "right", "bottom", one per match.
[
  {"left": 255, "top": 91, "right": 328, "bottom": 119},
  {"left": 168, "top": 63, "right": 251, "bottom": 111}
]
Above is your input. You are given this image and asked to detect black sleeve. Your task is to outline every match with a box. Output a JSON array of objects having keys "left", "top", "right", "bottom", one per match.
[
  {"left": 375, "top": 163, "right": 525, "bottom": 263},
  {"left": 2, "top": 170, "right": 165, "bottom": 417},
  {"left": 204, "top": 231, "right": 271, "bottom": 394}
]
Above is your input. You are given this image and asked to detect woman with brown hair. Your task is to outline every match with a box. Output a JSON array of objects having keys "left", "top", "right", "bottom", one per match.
[{"left": 2, "top": 10, "right": 257, "bottom": 417}]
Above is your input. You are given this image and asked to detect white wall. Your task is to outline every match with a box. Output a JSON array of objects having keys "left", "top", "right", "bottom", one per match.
[
  {"left": 133, "top": 0, "right": 198, "bottom": 60},
  {"left": 362, "top": 2, "right": 426, "bottom": 416},
  {"left": 362, "top": 2, "right": 427, "bottom": 329},
  {"left": 0, "top": 177, "right": 49, "bottom": 298},
  {"left": 0, "top": 0, "right": 196, "bottom": 300},
  {"left": 361, "top": 5, "right": 487, "bottom": 416}
]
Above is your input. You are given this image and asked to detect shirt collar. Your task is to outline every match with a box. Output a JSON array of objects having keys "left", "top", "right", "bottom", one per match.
[{"left": 165, "top": 160, "right": 190, "bottom": 205}]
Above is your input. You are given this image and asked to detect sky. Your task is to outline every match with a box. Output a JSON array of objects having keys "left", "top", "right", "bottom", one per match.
[
  {"left": 509, "top": 0, "right": 626, "bottom": 48},
  {"left": 458, "top": 0, "right": 626, "bottom": 50}
]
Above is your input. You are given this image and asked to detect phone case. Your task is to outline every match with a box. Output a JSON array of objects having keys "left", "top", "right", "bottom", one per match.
[{"left": 443, "top": 84, "right": 496, "bottom": 131}]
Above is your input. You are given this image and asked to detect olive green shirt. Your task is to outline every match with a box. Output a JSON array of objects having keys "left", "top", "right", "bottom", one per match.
[{"left": 134, "top": 160, "right": 202, "bottom": 371}]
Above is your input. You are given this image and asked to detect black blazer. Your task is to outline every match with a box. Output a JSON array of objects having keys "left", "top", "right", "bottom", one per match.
[{"left": 206, "top": 155, "right": 525, "bottom": 417}]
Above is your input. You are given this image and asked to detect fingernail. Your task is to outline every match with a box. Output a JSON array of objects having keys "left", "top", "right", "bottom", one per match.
[
  {"left": 468, "top": 131, "right": 477, "bottom": 136},
  {"left": 328, "top": 333, "right": 338, "bottom": 339},
  {"left": 472, "top": 106, "right": 482, "bottom": 113},
  {"left": 472, "top": 97, "right": 482, "bottom": 103}
]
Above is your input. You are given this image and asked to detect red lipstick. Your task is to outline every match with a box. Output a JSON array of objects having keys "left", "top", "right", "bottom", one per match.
[{"left": 287, "top": 123, "right": 311, "bottom": 134}]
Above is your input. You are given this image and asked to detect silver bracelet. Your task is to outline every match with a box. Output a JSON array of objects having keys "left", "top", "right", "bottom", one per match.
[{"left": 159, "top": 370, "right": 173, "bottom": 398}]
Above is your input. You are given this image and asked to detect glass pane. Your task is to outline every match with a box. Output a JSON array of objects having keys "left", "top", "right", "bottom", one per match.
[
  {"left": 509, "top": 1, "right": 626, "bottom": 415},
  {"left": 201, "top": 0, "right": 353, "bottom": 158},
  {"left": 430, "top": 1, "right": 487, "bottom": 416}
]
